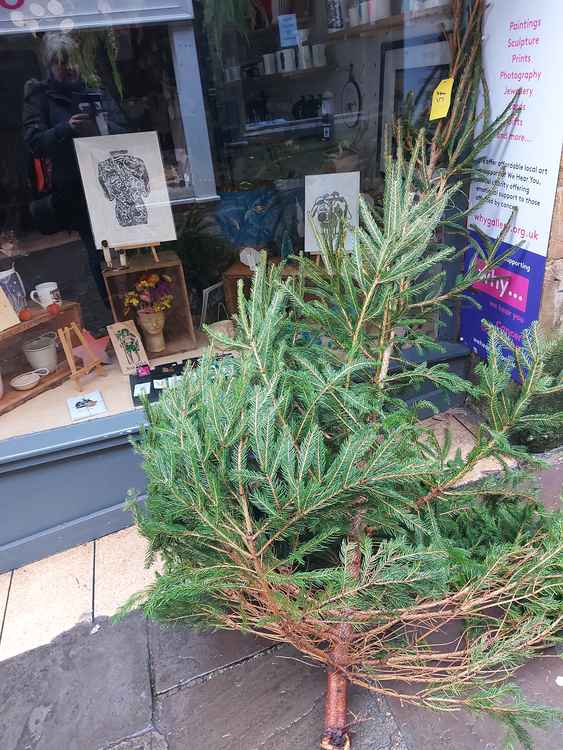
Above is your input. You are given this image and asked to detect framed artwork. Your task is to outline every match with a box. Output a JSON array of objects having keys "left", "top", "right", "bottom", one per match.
[
  {"left": 107, "top": 320, "right": 149, "bottom": 375},
  {"left": 74, "top": 131, "right": 177, "bottom": 250},
  {"left": 304, "top": 171, "right": 360, "bottom": 254},
  {"left": 67, "top": 391, "right": 107, "bottom": 422},
  {"left": 0, "top": 287, "right": 20, "bottom": 333},
  {"left": 378, "top": 36, "right": 451, "bottom": 169}
]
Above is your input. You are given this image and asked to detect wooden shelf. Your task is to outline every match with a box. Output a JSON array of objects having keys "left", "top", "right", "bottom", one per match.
[
  {"left": 0, "top": 362, "right": 72, "bottom": 417},
  {"left": 0, "top": 301, "right": 83, "bottom": 416},
  {"left": 0, "top": 302, "right": 81, "bottom": 346},
  {"left": 226, "top": 65, "right": 332, "bottom": 86},
  {"left": 327, "top": 6, "right": 451, "bottom": 41},
  {"left": 0, "top": 231, "right": 79, "bottom": 259}
]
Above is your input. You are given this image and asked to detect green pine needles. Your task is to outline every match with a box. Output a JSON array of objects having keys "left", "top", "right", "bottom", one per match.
[{"left": 123, "top": 143, "right": 563, "bottom": 750}]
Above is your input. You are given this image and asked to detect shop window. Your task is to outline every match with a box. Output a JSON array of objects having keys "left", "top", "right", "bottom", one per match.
[
  {"left": 193, "top": 0, "right": 452, "bottom": 339},
  {"left": 196, "top": 0, "right": 452, "bottom": 251},
  {"left": 0, "top": 15, "right": 220, "bottom": 442},
  {"left": 0, "top": 0, "right": 453, "bottom": 443}
]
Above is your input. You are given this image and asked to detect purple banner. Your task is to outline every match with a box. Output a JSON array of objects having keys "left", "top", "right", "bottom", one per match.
[{"left": 459, "top": 231, "right": 547, "bottom": 357}]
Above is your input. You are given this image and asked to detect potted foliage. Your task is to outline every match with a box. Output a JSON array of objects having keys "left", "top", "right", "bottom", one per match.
[{"left": 124, "top": 273, "right": 174, "bottom": 353}]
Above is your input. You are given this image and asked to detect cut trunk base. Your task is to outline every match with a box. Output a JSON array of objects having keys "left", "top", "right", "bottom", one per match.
[{"left": 321, "top": 668, "right": 351, "bottom": 749}]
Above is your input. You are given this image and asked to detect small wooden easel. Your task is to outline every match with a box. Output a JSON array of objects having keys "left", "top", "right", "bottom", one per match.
[
  {"left": 58, "top": 322, "right": 106, "bottom": 391},
  {"left": 102, "top": 241, "right": 160, "bottom": 270}
]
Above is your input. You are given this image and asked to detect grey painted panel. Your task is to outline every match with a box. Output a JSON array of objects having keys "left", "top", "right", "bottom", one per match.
[
  {"left": 0, "top": 441, "right": 145, "bottom": 547},
  {"left": 0, "top": 409, "right": 145, "bottom": 469},
  {"left": 0, "top": 410, "right": 148, "bottom": 571},
  {"left": 0, "top": 499, "right": 136, "bottom": 573}
]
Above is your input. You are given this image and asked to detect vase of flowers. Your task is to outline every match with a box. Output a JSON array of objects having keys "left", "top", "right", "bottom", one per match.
[{"left": 124, "top": 273, "right": 173, "bottom": 353}]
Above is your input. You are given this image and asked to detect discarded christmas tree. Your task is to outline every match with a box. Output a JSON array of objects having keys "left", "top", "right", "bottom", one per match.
[{"left": 122, "top": 138, "right": 563, "bottom": 749}]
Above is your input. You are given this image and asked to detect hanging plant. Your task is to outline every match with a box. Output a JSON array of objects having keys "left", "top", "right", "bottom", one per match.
[
  {"left": 202, "top": 0, "right": 269, "bottom": 64},
  {"left": 65, "top": 29, "right": 124, "bottom": 99}
]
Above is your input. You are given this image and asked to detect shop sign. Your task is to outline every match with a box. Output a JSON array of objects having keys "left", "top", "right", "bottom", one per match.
[
  {"left": 461, "top": 0, "right": 563, "bottom": 359},
  {"left": 0, "top": 0, "right": 193, "bottom": 35}
]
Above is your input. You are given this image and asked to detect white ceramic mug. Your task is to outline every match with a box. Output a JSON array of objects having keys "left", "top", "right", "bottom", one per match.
[
  {"left": 263, "top": 53, "right": 277, "bottom": 75},
  {"left": 370, "top": 0, "right": 391, "bottom": 20},
  {"left": 30, "top": 282, "right": 61, "bottom": 309},
  {"left": 23, "top": 332, "right": 58, "bottom": 373},
  {"left": 298, "top": 44, "right": 312, "bottom": 70},
  {"left": 312, "top": 43, "right": 327, "bottom": 67},
  {"left": 276, "top": 48, "right": 296, "bottom": 73}
]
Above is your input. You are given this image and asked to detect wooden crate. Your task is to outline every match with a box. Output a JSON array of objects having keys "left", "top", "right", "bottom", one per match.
[
  {"left": 103, "top": 250, "right": 197, "bottom": 358},
  {"left": 0, "top": 301, "right": 82, "bottom": 416}
]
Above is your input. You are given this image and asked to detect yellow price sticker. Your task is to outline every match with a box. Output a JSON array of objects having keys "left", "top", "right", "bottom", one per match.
[{"left": 429, "top": 78, "right": 454, "bottom": 121}]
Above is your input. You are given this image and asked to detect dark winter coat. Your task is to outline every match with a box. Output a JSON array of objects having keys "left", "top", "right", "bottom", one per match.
[{"left": 22, "top": 78, "right": 127, "bottom": 229}]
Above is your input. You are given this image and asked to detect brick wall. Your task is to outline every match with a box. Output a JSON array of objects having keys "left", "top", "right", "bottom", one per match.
[{"left": 539, "top": 151, "right": 563, "bottom": 334}]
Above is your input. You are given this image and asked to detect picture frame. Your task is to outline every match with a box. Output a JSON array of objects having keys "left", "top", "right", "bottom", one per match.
[
  {"left": 74, "top": 131, "right": 177, "bottom": 250},
  {"left": 67, "top": 390, "right": 108, "bottom": 422},
  {"left": 0, "top": 287, "right": 20, "bottom": 333},
  {"left": 107, "top": 320, "right": 149, "bottom": 375},
  {"left": 304, "top": 171, "right": 360, "bottom": 254},
  {"left": 378, "top": 36, "right": 451, "bottom": 170}
]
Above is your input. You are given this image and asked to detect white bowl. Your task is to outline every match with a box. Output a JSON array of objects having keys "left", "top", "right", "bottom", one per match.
[{"left": 10, "top": 368, "right": 49, "bottom": 391}]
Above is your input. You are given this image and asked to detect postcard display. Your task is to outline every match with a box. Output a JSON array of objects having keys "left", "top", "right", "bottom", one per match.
[{"left": 130, "top": 354, "right": 236, "bottom": 407}]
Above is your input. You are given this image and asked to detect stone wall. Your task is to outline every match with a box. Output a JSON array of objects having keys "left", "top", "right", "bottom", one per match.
[{"left": 539, "top": 151, "right": 563, "bottom": 334}]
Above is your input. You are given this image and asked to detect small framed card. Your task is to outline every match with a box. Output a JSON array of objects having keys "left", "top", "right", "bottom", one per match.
[
  {"left": 133, "top": 382, "right": 151, "bottom": 399},
  {"left": 0, "top": 287, "right": 20, "bottom": 333},
  {"left": 67, "top": 390, "right": 107, "bottom": 421},
  {"left": 107, "top": 320, "right": 149, "bottom": 375}
]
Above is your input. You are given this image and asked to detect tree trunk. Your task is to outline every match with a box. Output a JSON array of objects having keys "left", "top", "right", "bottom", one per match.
[
  {"left": 321, "top": 516, "right": 363, "bottom": 749},
  {"left": 321, "top": 666, "right": 350, "bottom": 749}
]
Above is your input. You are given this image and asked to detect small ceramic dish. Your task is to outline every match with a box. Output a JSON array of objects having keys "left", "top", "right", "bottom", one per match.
[{"left": 10, "top": 368, "right": 50, "bottom": 391}]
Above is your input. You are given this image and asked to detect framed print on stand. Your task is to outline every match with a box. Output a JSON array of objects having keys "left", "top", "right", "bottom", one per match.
[{"left": 74, "top": 131, "right": 177, "bottom": 251}]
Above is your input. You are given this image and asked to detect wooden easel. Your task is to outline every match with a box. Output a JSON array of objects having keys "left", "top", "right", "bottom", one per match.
[
  {"left": 109, "top": 242, "right": 161, "bottom": 269},
  {"left": 58, "top": 322, "right": 106, "bottom": 391}
]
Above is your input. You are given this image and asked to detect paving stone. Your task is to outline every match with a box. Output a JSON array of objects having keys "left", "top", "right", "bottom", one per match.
[
  {"left": 94, "top": 528, "right": 163, "bottom": 618},
  {"left": 0, "top": 542, "right": 93, "bottom": 661},
  {"left": 148, "top": 619, "right": 271, "bottom": 694},
  {"left": 156, "top": 646, "right": 407, "bottom": 750},
  {"left": 99, "top": 729, "right": 167, "bottom": 750},
  {"left": 0, "top": 613, "right": 151, "bottom": 750},
  {"left": 389, "top": 651, "right": 563, "bottom": 750}
]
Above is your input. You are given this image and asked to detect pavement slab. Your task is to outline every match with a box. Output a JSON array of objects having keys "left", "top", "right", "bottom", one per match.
[
  {"left": 389, "top": 650, "right": 563, "bottom": 750},
  {"left": 0, "top": 541, "right": 93, "bottom": 660},
  {"left": 99, "top": 730, "right": 168, "bottom": 750},
  {"left": 94, "top": 528, "right": 163, "bottom": 618},
  {"left": 0, "top": 613, "right": 151, "bottom": 750},
  {"left": 148, "top": 619, "right": 272, "bottom": 695},
  {"left": 155, "top": 645, "right": 407, "bottom": 750}
]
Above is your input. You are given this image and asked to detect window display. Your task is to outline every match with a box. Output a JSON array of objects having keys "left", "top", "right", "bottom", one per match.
[{"left": 0, "top": 0, "right": 454, "bottom": 444}]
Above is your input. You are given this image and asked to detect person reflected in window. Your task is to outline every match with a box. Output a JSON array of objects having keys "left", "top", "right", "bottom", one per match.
[{"left": 22, "top": 32, "right": 127, "bottom": 305}]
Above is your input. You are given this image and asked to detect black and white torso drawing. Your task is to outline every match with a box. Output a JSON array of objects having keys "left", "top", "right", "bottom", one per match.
[{"left": 98, "top": 149, "right": 151, "bottom": 227}]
